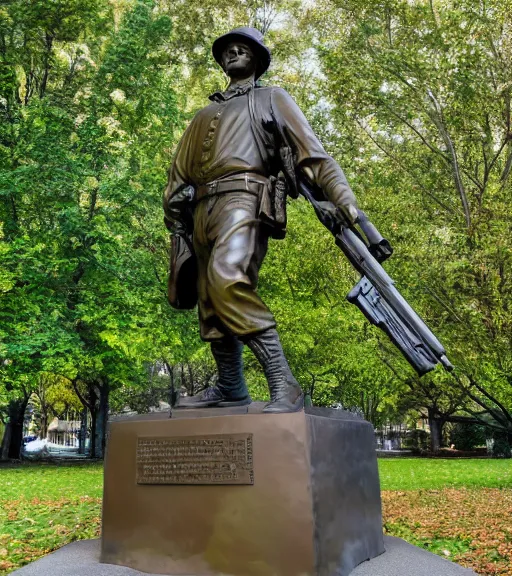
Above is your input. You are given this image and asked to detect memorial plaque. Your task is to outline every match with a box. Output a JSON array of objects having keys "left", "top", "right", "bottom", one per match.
[{"left": 136, "top": 433, "right": 254, "bottom": 485}]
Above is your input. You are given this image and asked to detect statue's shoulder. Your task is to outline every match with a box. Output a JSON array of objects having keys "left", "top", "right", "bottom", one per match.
[
  {"left": 254, "top": 85, "right": 292, "bottom": 108},
  {"left": 254, "top": 85, "right": 291, "bottom": 114},
  {"left": 182, "top": 102, "right": 216, "bottom": 131},
  {"left": 195, "top": 100, "right": 217, "bottom": 116},
  {"left": 255, "top": 85, "right": 288, "bottom": 97}
]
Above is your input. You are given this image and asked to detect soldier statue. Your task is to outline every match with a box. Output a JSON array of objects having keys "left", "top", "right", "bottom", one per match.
[{"left": 163, "top": 27, "right": 359, "bottom": 414}]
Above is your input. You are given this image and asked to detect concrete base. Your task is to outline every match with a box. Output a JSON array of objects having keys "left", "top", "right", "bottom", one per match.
[{"left": 10, "top": 537, "right": 476, "bottom": 575}]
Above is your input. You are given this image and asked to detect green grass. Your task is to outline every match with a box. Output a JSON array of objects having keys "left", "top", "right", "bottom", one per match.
[
  {"left": 0, "top": 462, "right": 103, "bottom": 574},
  {"left": 0, "top": 462, "right": 103, "bottom": 501},
  {"left": 378, "top": 457, "right": 512, "bottom": 490},
  {"left": 383, "top": 521, "right": 473, "bottom": 559}
]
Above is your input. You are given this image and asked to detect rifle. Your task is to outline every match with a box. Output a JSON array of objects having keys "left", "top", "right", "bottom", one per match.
[{"left": 298, "top": 178, "right": 453, "bottom": 376}]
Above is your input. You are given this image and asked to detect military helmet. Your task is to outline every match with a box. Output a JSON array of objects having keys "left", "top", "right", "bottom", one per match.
[{"left": 212, "top": 27, "right": 271, "bottom": 79}]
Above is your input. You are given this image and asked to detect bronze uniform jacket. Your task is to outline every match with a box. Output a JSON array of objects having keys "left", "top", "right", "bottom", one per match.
[{"left": 163, "top": 83, "right": 356, "bottom": 225}]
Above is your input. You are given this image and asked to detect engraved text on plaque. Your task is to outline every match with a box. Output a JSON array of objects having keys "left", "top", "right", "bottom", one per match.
[{"left": 136, "top": 434, "right": 254, "bottom": 485}]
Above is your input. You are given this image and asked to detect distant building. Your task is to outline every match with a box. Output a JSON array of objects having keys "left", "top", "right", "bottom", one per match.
[{"left": 47, "top": 417, "right": 81, "bottom": 447}]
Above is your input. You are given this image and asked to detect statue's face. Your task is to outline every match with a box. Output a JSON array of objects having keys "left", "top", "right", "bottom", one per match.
[{"left": 221, "top": 41, "right": 256, "bottom": 78}]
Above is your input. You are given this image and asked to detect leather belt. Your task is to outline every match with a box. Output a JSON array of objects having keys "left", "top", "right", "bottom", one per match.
[{"left": 196, "top": 173, "right": 268, "bottom": 201}]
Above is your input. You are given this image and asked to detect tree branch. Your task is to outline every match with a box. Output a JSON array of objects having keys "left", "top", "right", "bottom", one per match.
[
  {"left": 72, "top": 379, "right": 93, "bottom": 412},
  {"left": 426, "top": 90, "right": 472, "bottom": 230},
  {"left": 353, "top": 116, "right": 461, "bottom": 217},
  {"left": 469, "top": 376, "right": 512, "bottom": 426}
]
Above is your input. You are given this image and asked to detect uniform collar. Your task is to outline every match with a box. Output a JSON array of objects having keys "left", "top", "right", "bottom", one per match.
[{"left": 209, "top": 80, "right": 256, "bottom": 103}]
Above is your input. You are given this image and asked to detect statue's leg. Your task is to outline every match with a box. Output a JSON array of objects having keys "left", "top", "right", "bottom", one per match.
[
  {"left": 205, "top": 193, "right": 275, "bottom": 336},
  {"left": 243, "top": 328, "right": 303, "bottom": 413},
  {"left": 194, "top": 197, "right": 227, "bottom": 342},
  {"left": 205, "top": 192, "right": 303, "bottom": 413},
  {"left": 186, "top": 191, "right": 303, "bottom": 413}
]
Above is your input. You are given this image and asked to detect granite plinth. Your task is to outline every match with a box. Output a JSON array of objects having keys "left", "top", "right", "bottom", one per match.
[
  {"left": 101, "top": 404, "right": 384, "bottom": 575},
  {"left": 10, "top": 537, "right": 477, "bottom": 575}
]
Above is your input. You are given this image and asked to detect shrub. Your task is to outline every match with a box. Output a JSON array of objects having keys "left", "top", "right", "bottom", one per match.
[
  {"left": 450, "top": 423, "right": 486, "bottom": 451},
  {"left": 403, "top": 429, "right": 430, "bottom": 451},
  {"left": 487, "top": 431, "right": 512, "bottom": 459}
]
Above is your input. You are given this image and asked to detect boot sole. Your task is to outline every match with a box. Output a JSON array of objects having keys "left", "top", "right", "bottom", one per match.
[
  {"left": 262, "top": 393, "right": 304, "bottom": 414},
  {"left": 217, "top": 397, "right": 252, "bottom": 407},
  {"left": 178, "top": 398, "right": 252, "bottom": 409},
  {"left": 177, "top": 399, "right": 222, "bottom": 409}
]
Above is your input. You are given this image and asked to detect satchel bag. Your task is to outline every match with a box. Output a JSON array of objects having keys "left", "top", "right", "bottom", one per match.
[{"left": 166, "top": 185, "right": 198, "bottom": 310}]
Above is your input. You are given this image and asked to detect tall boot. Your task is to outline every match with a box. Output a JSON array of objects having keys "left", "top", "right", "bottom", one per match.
[
  {"left": 211, "top": 336, "right": 251, "bottom": 406},
  {"left": 178, "top": 335, "right": 251, "bottom": 408},
  {"left": 244, "top": 328, "right": 304, "bottom": 413}
]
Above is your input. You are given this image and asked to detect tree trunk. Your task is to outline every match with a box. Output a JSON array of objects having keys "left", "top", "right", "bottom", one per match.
[
  {"left": 1, "top": 422, "right": 12, "bottom": 460},
  {"left": 165, "top": 361, "right": 178, "bottom": 410},
  {"left": 428, "top": 407, "right": 444, "bottom": 453},
  {"left": 78, "top": 407, "right": 87, "bottom": 454},
  {"left": 1, "top": 398, "right": 29, "bottom": 459},
  {"left": 40, "top": 412, "right": 48, "bottom": 440},
  {"left": 187, "top": 363, "right": 195, "bottom": 396},
  {"left": 95, "top": 380, "right": 109, "bottom": 458},
  {"left": 89, "top": 408, "right": 97, "bottom": 458}
]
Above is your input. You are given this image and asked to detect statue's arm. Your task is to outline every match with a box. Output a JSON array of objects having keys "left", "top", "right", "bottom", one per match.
[{"left": 271, "top": 88, "right": 358, "bottom": 223}]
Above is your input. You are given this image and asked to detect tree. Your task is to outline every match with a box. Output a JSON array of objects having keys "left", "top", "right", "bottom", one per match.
[
  {"left": 297, "top": 0, "right": 511, "bottom": 438},
  {"left": 0, "top": 0, "right": 194, "bottom": 457}
]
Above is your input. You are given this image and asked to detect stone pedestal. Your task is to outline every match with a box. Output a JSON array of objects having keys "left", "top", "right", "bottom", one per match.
[
  {"left": 101, "top": 404, "right": 384, "bottom": 576},
  {"left": 9, "top": 537, "right": 477, "bottom": 576}
]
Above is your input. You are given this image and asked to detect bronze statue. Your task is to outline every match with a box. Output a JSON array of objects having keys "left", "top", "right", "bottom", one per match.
[{"left": 164, "top": 27, "right": 358, "bottom": 413}]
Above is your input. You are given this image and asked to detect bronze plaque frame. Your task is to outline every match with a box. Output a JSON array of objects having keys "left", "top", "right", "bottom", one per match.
[{"left": 136, "top": 433, "right": 254, "bottom": 485}]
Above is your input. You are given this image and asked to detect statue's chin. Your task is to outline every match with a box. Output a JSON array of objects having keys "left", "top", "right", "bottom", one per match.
[
  {"left": 226, "top": 70, "right": 252, "bottom": 80},
  {"left": 225, "top": 64, "right": 254, "bottom": 78}
]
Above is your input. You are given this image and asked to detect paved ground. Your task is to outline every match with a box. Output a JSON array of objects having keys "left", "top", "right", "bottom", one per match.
[
  {"left": 352, "top": 536, "right": 476, "bottom": 575},
  {"left": 11, "top": 536, "right": 476, "bottom": 575}
]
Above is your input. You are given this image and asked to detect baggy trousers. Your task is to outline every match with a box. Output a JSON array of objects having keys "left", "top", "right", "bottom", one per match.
[{"left": 193, "top": 189, "right": 276, "bottom": 342}]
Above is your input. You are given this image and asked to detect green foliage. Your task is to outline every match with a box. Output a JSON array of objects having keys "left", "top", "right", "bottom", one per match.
[
  {"left": 487, "top": 431, "right": 512, "bottom": 459},
  {"left": 402, "top": 428, "right": 430, "bottom": 451},
  {"left": 0, "top": 0, "right": 199, "bottom": 433},
  {"left": 299, "top": 0, "right": 512, "bottom": 427}
]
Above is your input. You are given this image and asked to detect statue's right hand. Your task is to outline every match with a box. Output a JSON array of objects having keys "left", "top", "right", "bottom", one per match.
[{"left": 338, "top": 203, "right": 359, "bottom": 225}]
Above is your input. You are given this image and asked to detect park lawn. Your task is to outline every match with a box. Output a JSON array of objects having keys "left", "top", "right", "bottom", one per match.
[
  {"left": 0, "top": 462, "right": 103, "bottom": 574},
  {"left": 378, "top": 458, "right": 512, "bottom": 490},
  {"left": 0, "top": 459, "right": 511, "bottom": 575},
  {"left": 379, "top": 459, "right": 512, "bottom": 576},
  {"left": 381, "top": 488, "right": 512, "bottom": 576}
]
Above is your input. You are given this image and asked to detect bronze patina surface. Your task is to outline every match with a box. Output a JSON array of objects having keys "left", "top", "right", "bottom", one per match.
[
  {"left": 101, "top": 406, "right": 384, "bottom": 576},
  {"left": 136, "top": 433, "right": 254, "bottom": 485}
]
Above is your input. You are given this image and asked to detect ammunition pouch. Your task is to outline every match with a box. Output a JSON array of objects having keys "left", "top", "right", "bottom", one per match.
[{"left": 259, "top": 172, "right": 288, "bottom": 240}]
